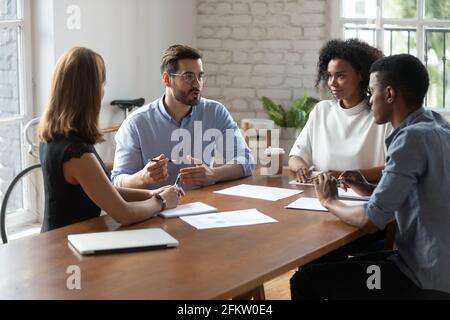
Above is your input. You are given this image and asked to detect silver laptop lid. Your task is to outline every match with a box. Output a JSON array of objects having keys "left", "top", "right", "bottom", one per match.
[{"left": 67, "top": 228, "right": 179, "bottom": 255}]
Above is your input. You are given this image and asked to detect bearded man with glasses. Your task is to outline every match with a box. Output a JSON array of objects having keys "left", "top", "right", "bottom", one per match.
[{"left": 111, "top": 44, "right": 254, "bottom": 190}]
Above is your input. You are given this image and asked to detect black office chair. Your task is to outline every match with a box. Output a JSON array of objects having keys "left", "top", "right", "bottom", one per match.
[
  {"left": 110, "top": 98, "right": 145, "bottom": 118},
  {"left": 1, "top": 164, "right": 43, "bottom": 244},
  {"left": 1, "top": 118, "right": 43, "bottom": 244},
  {"left": 102, "top": 98, "right": 146, "bottom": 171}
]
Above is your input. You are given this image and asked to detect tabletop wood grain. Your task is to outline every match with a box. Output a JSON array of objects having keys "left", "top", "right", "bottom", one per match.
[{"left": 0, "top": 169, "right": 364, "bottom": 299}]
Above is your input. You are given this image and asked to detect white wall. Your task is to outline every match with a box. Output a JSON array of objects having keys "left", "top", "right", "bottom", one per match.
[
  {"left": 30, "top": 0, "right": 55, "bottom": 118},
  {"left": 136, "top": 0, "right": 197, "bottom": 102},
  {"left": 52, "top": 0, "right": 141, "bottom": 129},
  {"left": 31, "top": 0, "right": 197, "bottom": 159}
]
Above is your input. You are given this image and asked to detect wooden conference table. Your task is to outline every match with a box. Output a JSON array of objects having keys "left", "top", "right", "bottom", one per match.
[{"left": 0, "top": 169, "right": 364, "bottom": 300}]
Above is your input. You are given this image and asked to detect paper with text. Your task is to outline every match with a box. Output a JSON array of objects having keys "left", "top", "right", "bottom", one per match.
[{"left": 180, "top": 209, "right": 278, "bottom": 230}]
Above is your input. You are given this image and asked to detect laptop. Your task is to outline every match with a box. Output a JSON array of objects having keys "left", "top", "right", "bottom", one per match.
[{"left": 67, "top": 228, "right": 179, "bottom": 255}]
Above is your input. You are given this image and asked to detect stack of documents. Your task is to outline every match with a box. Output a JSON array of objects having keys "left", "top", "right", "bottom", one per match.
[
  {"left": 214, "top": 184, "right": 302, "bottom": 201},
  {"left": 159, "top": 202, "right": 218, "bottom": 218}
]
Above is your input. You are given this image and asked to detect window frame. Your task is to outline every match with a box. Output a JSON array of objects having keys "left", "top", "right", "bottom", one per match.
[
  {"left": 0, "top": 0, "right": 33, "bottom": 163},
  {"left": 0, "top": 0, "right": 41, "bottom": 234},
  {"left": 329, "top": 0, "right": 450, "bottom": 115}
]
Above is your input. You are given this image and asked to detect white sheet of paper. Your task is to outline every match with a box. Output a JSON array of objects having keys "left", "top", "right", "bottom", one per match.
[
  {"left": 285, "top": 197, "right": 367, "bottom": 212},
  {"left": 338, "top": 188, "right": 370, "bottom": 200},
  {"left": 180, "top": 209, "right": 278, "bottom": 230},
  {"left": 214, "top": 184, "right": 302, "bottom": 201},
  {"left": 159, "top": 202, "right": 218, "bottom": 218}
]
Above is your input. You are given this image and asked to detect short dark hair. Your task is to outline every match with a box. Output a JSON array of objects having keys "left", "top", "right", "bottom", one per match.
[
  {"left": 370, "top": 54, "right": 429, "bottom": 109},
  {"left": 160, "top": 44, "right": 202, "bottom": 74},
  {"left": 316, "top": 38, "right": 384, "bottom": 99}
]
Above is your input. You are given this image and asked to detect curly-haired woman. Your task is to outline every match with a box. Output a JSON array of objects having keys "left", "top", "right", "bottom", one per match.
[{"left": 288, "top": 39, "right": 391, "bottom": 183}]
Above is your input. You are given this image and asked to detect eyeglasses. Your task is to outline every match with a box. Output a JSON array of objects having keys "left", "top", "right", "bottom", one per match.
[{"left": 170, "top": 72, "right": 207, "bottom": 84}]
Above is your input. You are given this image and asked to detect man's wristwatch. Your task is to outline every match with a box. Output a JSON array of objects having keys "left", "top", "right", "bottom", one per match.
[{"left": 154, "top": 194, "right": 167, "bottom": 211}]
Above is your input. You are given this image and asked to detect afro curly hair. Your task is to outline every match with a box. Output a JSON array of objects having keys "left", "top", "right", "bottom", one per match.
[{"left": 316, "top": 38, "right": 383, "bottom": 99}]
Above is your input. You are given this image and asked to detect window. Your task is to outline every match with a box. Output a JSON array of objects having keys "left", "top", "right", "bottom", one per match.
[
  {"left": 331, "top": 0, "right": 450, "bottom": 113},
  {"left": 0, "top": 0, "right": 31, "bottom": 214}
]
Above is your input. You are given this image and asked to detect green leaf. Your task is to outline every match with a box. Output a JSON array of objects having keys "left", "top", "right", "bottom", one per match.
[
  {"left": 285, "top": 108, "right": 296, "bottom": 127},
  {"left": 289, "top": 95, "right": 308, "bottom": 111},
  {"left": 262, "top": 96, "right": 286, "bottom": 127},
  {"left": 303, "top": 97, "right": 319, "bottom": 114},
  {"left": 261, "top": 94, "right": 319, "bottom": 128},
  {"left": 282, "top": 92, "right": 319, "bottom": 129},
  {"left": 294, "top": 109, "right": 307, "bottom": 128}
]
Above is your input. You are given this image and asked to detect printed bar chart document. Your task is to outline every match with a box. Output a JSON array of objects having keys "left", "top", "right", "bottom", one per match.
[
  {"left": 180, "top": 209, "right": 278, "bottom": 230},
  {"left": 214, "top": 184, "right": 302, "bottom": 201}
]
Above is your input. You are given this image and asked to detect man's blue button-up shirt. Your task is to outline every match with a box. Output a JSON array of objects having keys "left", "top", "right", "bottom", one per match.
[{"left": 111, "top": 96, "right": 255, "bottom": 189}]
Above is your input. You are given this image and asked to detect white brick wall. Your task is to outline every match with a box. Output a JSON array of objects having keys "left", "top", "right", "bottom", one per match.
[{"left": 197, "top": 0, "right": 327, "bottom": 123}]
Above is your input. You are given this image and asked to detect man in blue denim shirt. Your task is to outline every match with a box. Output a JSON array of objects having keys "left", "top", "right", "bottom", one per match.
[
  {"left": 291, "top": 54, "right": 450, "bottom": 299},
  {"left": 111, "top": 45, "right": 254, "bottom": 190}
]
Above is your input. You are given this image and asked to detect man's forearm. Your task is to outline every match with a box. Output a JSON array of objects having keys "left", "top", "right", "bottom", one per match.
[
  {"left": 212, "top": 163, "right": 245, "bottom": 183},
  {"left": 359, "top": 166, "right": 384, "bottom": 183},
  {"left": 325, "top": 200, "right": 378, "bottom": 234},
  {"left": 119, "top": 171, "right": 147, "bottom": 189}
]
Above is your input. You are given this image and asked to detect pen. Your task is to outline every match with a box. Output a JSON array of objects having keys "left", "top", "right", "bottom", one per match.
[
  {"left": 174, "top": 173, "right": 181, "bottom": 187},
  {"left": 149, "top": 157, "right": 173, "bottom": 163}
]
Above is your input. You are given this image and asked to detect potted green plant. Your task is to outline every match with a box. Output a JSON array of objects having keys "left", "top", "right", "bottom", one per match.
[
  {"left": 262, "top": 93, "right": 319, "bottom": 130},
  {"left": 261, "top": 93, "right": 319, "bottom": 157}
]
